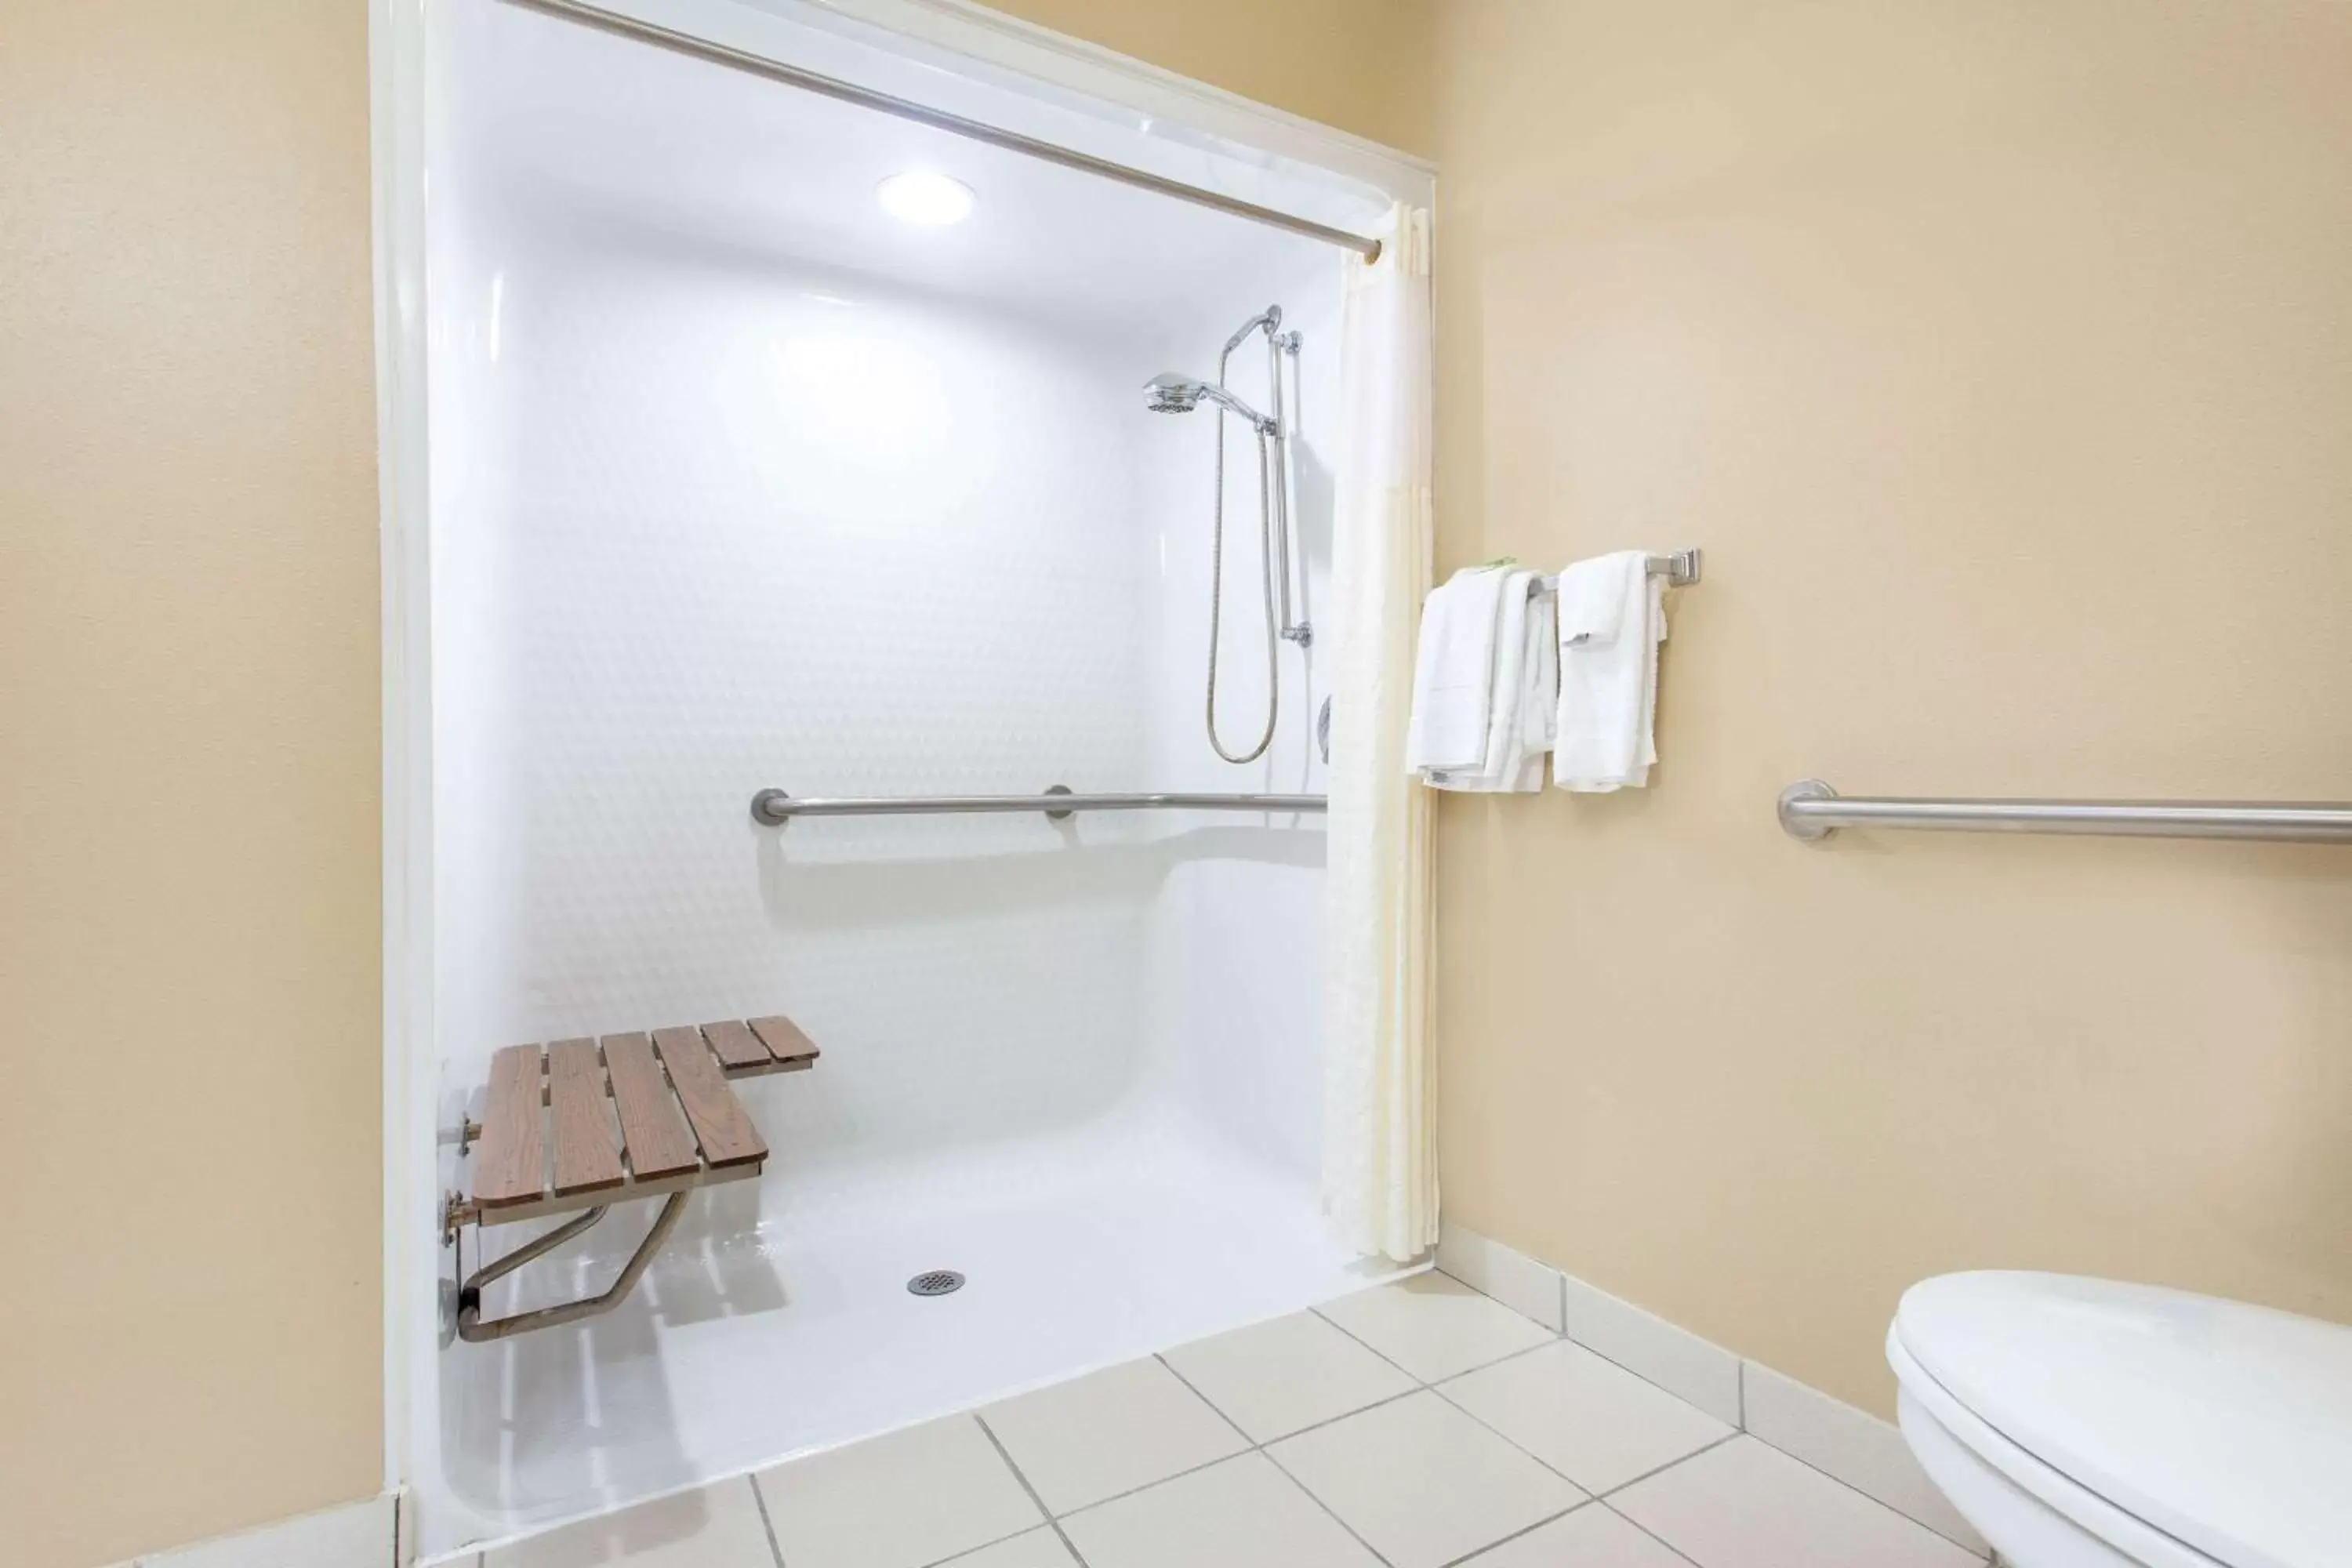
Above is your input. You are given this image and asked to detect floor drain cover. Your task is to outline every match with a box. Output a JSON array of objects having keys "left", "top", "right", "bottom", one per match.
[{"left": 907, "top": 1269, "right": 965, "bottom": 1298}]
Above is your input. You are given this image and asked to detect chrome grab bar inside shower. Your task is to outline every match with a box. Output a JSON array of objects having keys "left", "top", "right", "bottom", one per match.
[
  {"left": 1778, "top": 779, "right": 2352, "bottom": 844},
  {"left": 752, "top": 787, "right": 1324, "bottom": 825}
]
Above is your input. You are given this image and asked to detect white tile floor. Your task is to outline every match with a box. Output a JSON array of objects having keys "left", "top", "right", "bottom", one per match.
[{"left": 468, "top": 1270, "right": 1989, "bottom": 1568}]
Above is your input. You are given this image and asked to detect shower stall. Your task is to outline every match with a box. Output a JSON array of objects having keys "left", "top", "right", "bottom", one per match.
[{"left": 394, "top": 0, "right": 1424, "bottom": 1555}]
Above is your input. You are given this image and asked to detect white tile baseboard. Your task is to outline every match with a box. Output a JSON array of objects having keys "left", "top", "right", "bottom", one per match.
[
  {"left": 1558, "top": 1269, "right": 1746, "bottom": 1429},
  {"left": 1436, "top": 1220, "right": 1990, "bottom": 1558},
  {"left": 1436, "top": 1223, "right": 1564, "bottom": 1331},
  {"left": 127, "top": 1491, "right": 399, "bottom": 1568},
  {"left": 1742, "top": 1359, "right": 1990, "bottom": 1555}
]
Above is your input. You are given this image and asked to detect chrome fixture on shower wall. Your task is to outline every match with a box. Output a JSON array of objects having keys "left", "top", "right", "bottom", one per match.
[
  {"left": 1144, "top": 374, "right": 1276, "bottom": 431},
  {"left": 1145, "top": 304, "right": 1307, "bottom": 764}
]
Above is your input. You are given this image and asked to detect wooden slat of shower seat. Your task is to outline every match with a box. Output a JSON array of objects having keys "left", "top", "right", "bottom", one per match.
[
  {"left": 546, "top": 1037, "right": 625, "bottom": 1197},
  {"left": 746, "top": 1014, "right": 820, "bottom": 1069},
  {"left": 476, "top": 1044, "right": 547, "bottom": 1209},
  {"left": 602, "top": 1032, "right": 702, "bottom": 1181},
  {"left": 652, "top": 1026, "right": 768, "bottom": 1168},
  {"left": 699, "top": 1019, "right": 771, "bottom": 1073}
]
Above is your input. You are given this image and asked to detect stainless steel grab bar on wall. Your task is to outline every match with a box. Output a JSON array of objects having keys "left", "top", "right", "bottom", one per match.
[
  {"left": 752, "top": 787, "right": 1325, "bottom": 826},
  {"left": 1778, "top": 780, "right": 2352, "bottom": 844}
]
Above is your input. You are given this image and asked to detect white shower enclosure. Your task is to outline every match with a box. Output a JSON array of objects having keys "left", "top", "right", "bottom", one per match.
[{"left": 385, "top": 0, "right": 1429, "bottom": 1555}]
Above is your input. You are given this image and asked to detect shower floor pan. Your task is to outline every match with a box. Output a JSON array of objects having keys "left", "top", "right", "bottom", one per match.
[{"left": 422, "top": 1109, "right": 1399, "bottom": 1559}]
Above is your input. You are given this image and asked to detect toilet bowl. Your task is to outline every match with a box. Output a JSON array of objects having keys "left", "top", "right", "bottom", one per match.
[{"left": 1887, "top": 1272, "right": 2352, "bottom": 1568}]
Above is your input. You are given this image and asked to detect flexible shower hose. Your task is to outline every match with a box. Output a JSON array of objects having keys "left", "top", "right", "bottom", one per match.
[{"left": 1204, "top": 344, "right": 1280, "bottom": 764}]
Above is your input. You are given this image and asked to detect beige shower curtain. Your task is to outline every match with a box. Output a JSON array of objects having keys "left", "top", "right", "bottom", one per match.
[{"left": 1323, "top": 205, "right": 1437, "bottom": 1263}]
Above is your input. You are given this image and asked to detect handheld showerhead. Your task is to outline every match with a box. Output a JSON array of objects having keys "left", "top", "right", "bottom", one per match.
[
  {"left": 1142, "top": 373, "right": 1277, "bottom": 434},
  {"left": 1145, "top": 372, "right": 1205, "bottom": 414},
  {"left": 1221, "top": 303, "right": 1282, "bottom": 357}
]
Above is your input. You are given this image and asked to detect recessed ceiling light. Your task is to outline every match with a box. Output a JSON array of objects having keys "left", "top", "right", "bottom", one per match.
[{"left": 877, "top": 171, "right": 975, "bottom": 227}]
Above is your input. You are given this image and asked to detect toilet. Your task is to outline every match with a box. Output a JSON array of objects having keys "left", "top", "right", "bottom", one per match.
[{"left": 1888, "top": 1272, "right": 2352, "bottom": 1567}]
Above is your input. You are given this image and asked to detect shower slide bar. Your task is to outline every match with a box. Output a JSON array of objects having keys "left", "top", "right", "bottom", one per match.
[
  {"left": 500, "top": 0, "right": 1387, "bottom": 262},
  {"left": 753, "top": 786, "right": 1324, "bottom": 825},
  {"left": 1778, "top": 780, "right": 2352, "bottom": 844}
]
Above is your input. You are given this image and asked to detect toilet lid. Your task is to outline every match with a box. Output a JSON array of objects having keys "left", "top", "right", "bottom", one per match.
[{"left": 1893, "top": 1272, "right": 2352, "bottom": 1568}]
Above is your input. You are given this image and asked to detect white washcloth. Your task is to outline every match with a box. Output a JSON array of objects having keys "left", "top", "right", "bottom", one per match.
[
  {"left": 1553, "top": 550, "right": 1668, "bottom": 792},
  {"left": 1404, "top": 566, "right": 1511, "bottom": 774},
  {"left": 1428, "top": 572, "right": 1555, "bottom": 792}
]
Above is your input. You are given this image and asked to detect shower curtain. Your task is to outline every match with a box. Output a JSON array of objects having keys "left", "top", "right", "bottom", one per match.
[{"left": 1323, "top": 205, "right": 1438, "bottom": 1262}]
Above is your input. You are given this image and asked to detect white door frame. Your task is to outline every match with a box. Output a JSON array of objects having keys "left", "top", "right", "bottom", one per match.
[{"left": 367, "top": 0, "right": 1432, "bottom": 1543}]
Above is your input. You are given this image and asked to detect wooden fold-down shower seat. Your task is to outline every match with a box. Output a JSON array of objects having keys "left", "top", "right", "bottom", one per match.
[{"left": 443, "top": 1016, "right": 819, "bottom": 1343}]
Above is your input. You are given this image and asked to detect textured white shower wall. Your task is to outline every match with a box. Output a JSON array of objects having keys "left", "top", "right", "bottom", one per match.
[
  {"left": 1133, "top": 267, "right": 1341, "bottom": 1184},
  {"left": 434, "top": 223, "right": 1161, "bottom": 1161},
  {"left": 416, "top": 0, "right": 1392, "bottom": 1555}
]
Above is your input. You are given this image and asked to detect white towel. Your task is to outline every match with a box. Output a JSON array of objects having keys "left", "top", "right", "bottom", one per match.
[
  {"left": 1553, "top": 550, "right": 1668, "bottom": 792},
  {"left": 1428, "top": 572, "right": 1555, "bottom": 792},
  {"left": 1404, "top": 566, "right": 1511, "bottom": 774}
]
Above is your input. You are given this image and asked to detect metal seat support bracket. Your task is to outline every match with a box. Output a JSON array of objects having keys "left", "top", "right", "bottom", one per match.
[{"left": 456, "top": 1191, "right": 688, "bottom": 1343}]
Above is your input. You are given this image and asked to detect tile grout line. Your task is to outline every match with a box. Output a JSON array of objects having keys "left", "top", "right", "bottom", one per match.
[
  {"left": 1309, "top": 1297, "right": 1715, "bottom": 1560},
  {"left": 1430, "top": 1499, "right": 1591, "bottom": 1568},
  {"left": 1546, "top": 1319, "right": 1738, "bottom": 1428},
  {"left": 746, "top": 1472, "right": 789, "bottom": 1568},
  {"left": 1263, "top": 1383, "right": 1425, "bottom": 1444},
  {"left": 1026, "top": 1366, "right": 1417, "bottom": 1539},
  {"left": 975, "top": 1411, "right": 1091, "bottom": 1568},
  {"left": 1152, "top": 1352, "right": 1257, "bottom": 1447},
  {"left": 1308, "top": 1298, "right": 1563, "bottom": 1390},
  {"left": 1593, "top": 1430, "right": 1744, "bottom": 1501},
  {"left": 1152, "top": 1348, "right": 1423, "bottom": 1450},
  {"left": 1711, "top": 1431, "right": 1995, "bottom": 1562},
  {"left": 1328, "top": 1281, "right": 1785, "bottom": 1557},
  {"left": 1428, "top": 1331, "right": 1574, "bottom": 1385},
  {"left": 916, "top": 1519, "right": 1069, "bottom": 1568},
  {"left": 1256, "top": 1443, "right": 1403, "bottom": 1568},
  {"left": 1420, "top": 1377, "right": 1611, "bottom": 1501},
  {"left": 1325, "top": 1290, "right": 1984, "bottom": 1568},
  {"left": 1151, "top": 1345, "right": 1406, "bottom": 1567},
  {"left": 1410, "top": 1331, "right": 1740, "bottom": 1504},
  {"left": 1487, "top": 1255, "right": 1741, "bottom": 1429},
  {"left": 1489, "top": 1253, "right": 1979, "bottom": 1557},
  {"left": 1433, "top": 1265, "right": 1563, "bottom": 1339},
  {"left": 1300, "top": 1302, "right": 1700, "bottom": 1566},
  {"left": 1593, "top": 1499, "right": 1708, "bottom": 1568},
  {"left": 586, "top": 1272, "right": 1973, "bottom": 1568},
  {"left": 1307, "top": 1302, "right": 1443, "bottom": 1388},
  {"left": 1033, "top": 1442, "right": 1256, "bottom": 1521}
]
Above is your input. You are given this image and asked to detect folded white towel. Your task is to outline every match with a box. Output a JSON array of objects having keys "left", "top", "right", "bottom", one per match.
[
  {"left": 1428, "top": 571, "right": 1555, "bottom": 793},
  {"left": 1405, "top": 566, "right": 1511, "bottom": 774},
  {"left": 1553, "top": 550, "right": 1668, "bottom": 792}
]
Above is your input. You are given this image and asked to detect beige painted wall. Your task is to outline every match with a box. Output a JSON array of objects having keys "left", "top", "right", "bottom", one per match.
[
  {"left": 1429, "top": 0, "right": 2352, "bottom": 1417},
  {"left": 0, "top": 5, "right": 385, "bottom": 1565},
  {"left": 25, "top": 0, "right": 2347, "bottom": 1559},
  {"left": 978, "top": 0, "right": 1433, "bottom": 155}
]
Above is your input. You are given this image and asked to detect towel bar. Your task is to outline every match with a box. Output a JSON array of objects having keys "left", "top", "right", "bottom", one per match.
[{"left": 1530, "top": 550, "right": 1702, "bottom": 593}]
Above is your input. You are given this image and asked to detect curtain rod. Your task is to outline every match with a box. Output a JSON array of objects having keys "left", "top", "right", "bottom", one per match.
[{"left": 500, "top": 0, "right": 1385, "bottom": 262}]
